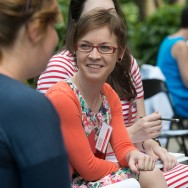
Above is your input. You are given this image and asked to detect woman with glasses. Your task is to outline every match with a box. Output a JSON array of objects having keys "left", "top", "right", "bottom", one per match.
[
  {"left": 37, "top": 0, "right": 163, "bottom": 166},
  {"left": 46, "top": 9, "right": 168, "bottom": 188},
  {"left": 0, "top": 0, "right": 70, "bottom": 187},
  {"left": 38, "top": 1, "right": 188, "bottom": 187},
  {"left": 38, "top": 0, "right": 188, "bottom": 187}
]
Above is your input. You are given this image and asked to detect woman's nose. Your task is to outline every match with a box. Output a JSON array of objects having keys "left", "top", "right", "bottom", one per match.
[{"left": 88, "top": 47, "right": 101, "bottom": 59}]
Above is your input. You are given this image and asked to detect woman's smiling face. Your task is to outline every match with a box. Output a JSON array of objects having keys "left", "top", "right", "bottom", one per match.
[{"left": 75, "top": 26, "right": 123, "bottom": 82}]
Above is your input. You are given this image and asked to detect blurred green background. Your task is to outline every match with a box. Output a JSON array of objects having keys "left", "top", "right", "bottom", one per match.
[{"left": 28, "top": 0, "right": 188, "bottom": 87}]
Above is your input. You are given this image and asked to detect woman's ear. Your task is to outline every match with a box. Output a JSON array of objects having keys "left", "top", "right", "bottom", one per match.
[{"left": 26, "top": 21, "right": 41, "bottom": 44}]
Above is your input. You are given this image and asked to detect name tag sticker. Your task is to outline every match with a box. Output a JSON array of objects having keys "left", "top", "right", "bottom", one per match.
[{"left": 95, "top": 122, "right": 112, "bottom": 153}]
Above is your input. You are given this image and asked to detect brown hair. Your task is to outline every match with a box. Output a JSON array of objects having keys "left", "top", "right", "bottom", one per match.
[
  {"left": 0, "top": 0, "right": 61, "bottom": 50},
  {"left": 69, "top": 8, "right": 136, "bottom": 100}
]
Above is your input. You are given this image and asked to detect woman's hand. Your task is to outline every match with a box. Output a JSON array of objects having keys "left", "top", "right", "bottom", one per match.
[
  {"left": 143, "top": 140, "right": 177, "bottom": 172},
  {"left": 126, "top": 150, "right": 155, "bottom": 174},
  {"left": 128, "top": 112, "right": 162, "bottom": 143}
]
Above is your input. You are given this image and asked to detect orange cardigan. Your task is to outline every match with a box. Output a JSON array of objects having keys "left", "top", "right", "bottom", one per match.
[{"left": 46, "top": 81, "right": 137, "bottom": 181}]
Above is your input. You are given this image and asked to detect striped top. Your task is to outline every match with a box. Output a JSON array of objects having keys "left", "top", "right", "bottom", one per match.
[{"left": 37, "top": 50, "right": 144, "bottom": 126}]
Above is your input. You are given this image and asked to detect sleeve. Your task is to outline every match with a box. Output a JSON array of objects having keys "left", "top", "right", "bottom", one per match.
[
  {"left": 103, "top": 84, "right": 138, "bottom": 166},
  {"left": 4, "top": 92, "right": 71, "bottom": 188},
  {"left": 46, "top": 83, "right": 119, "bottom": 181},
  {"left": 37, "top": 51, "right": 76, "bottom": 93},
  {"left": 131, "top": 57, "right": 144, "bottom": 100}
]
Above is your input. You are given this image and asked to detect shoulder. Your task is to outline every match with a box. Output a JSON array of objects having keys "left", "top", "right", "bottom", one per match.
[
  {"left": 130, "top": 56, "right": 140, "bottom": 73},
  {"left": 46, "top": 81, "right": 81, "bottom": 117},
  {"left": 102, "top": 83, "right": 115, "bottom": 94},
  {"left": 0, "top": 76, "right": 61, "bottom": 143},
  {"left": 50, "top": 49, "right": 75, "bottom": 65},
  {"left": 165, "top": 36, "right": 186, "bottom": 47},
  {"left": 53, "top": 49, "right": 73, "bottom": 59},
  {"left": 172, "top": 39, "right": 188, "bottom": 57},
  {"left": 46, "top": 80, "right": 79, "bottom": 105},
  {"left": 46, "top": 81, "right": 74, "bottom": 97},
  {"left": 1, "top": 76, "right": 45, "bottom": 104},
  {"left": 102, "top": 84, "right": 122, "bottom": 115},
  {"left": 18, "top": 85, "right": 54, "bottom": 112},
  {"left": 0, "top": 76, "right": 59, "bottom": 124},
  {"left": 102, "top": 83, "right": 120, "bottom": 102},
  {"left": 37, "top": 49, "right": 76, "bottom": 93},
  {"left": 173, "top": 39, "right": 187, "bottom": 49},
  {"left": 43, "top": 49, "right": 76, "bottom": 73},
  {"left": 130, "top": 56, "right": 142, "bottom": 84}
]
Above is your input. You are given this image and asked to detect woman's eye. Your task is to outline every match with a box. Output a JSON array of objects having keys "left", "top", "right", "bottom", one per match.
[
  {"left": 99, "top": 46, "right": 112, "bottom": 52},
  {"left": 80, "top": 44, "right": 91, "bottom": 50}
]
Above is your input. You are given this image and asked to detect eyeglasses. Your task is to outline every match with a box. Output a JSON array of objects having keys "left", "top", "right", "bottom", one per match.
[{"left": 75, "top": 44, "right": 118, "bottom": 54}]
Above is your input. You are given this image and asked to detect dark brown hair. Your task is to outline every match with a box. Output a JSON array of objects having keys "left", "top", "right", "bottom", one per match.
[
  {"left": 66, "top": 1, "right": 136, "bottom": 100},
  {"left": 180, "top": 6, "right": 188, "bottom": 28},
  {"left": 71, "top": 9, "right": 126, "bottom": 52}
]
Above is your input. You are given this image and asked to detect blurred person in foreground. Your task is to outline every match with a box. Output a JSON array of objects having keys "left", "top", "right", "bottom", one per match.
[
  {"left": 0, "top": 0, "right": 71, "bottom": 187},
  {"left": 157, "top": 6, "right": 188, "bottom": 118}
]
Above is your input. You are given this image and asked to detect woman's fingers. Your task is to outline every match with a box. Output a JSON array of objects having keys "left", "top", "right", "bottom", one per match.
[{"left": 137, "top": 155, "right": 155, "bottom": 171}]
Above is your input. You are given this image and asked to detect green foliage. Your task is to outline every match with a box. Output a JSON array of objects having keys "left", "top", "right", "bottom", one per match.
[
  {"left": 130, "top": 4, "right": 183, "bottom": 66},
  {"left": 55, "top": 0, "right": 70, "bottom": 50},
  {"left": 120, "top": 2, "right": 140, "bottom": 51}
]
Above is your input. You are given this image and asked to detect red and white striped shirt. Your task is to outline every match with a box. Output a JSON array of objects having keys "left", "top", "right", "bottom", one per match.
[{"left": 37, "top": 50, "right": 188, "bottom": 187}]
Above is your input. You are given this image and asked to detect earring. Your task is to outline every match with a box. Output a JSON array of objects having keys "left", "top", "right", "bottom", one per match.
[
  {"left": 73, "top": 54, "right": 77, "bottom": 65},
  {"left": 73, "top": 53, "right": 77, "bottom": 60},
  {"left": 117, "top": 58, "right": 122, "bottom": 62}
]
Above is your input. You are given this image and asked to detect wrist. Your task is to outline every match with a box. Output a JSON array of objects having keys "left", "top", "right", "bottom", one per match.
[
  {"left": 152, "top": 138, "right": 161, "bottom": 146},
  {"left": 127, "top": 127, "right": 134, "bottom": 142}
]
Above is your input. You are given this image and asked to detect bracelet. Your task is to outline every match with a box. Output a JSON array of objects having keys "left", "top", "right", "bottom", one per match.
[
  {"left": 142, "top": 138, "right": 161, "bottom": 151},
  {"left": 142, "top": 141, "right": 145, "bottom": 151},
  {"left": 152, "top": 138, "right": 161, "bottom": 146}
]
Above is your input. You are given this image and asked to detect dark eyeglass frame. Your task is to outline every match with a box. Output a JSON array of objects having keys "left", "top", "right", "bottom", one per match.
[{"left": 75, "top": 44, "right": 118, "bottom": 54}]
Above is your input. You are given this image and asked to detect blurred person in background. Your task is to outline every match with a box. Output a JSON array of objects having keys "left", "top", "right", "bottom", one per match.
[{"left": 157, "top": 6, "right": 188, "bottom": 119}]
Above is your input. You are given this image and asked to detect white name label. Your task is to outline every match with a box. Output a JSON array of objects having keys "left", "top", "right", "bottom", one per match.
[{"left": 95, "top": 122, "right": 112, "bottom": 153}]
